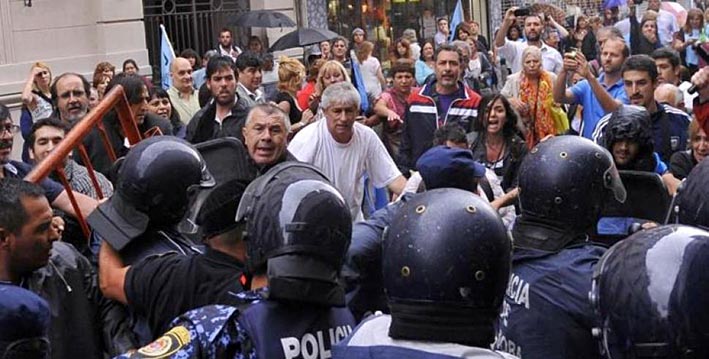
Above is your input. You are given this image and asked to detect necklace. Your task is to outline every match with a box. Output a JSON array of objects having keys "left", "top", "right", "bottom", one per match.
[{"left": 485, "top": 140, "right": 506, "bottom": 165}]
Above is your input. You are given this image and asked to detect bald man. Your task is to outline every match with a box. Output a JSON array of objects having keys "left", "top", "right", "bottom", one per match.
[
  {"left": 654, "top": 83, "right": 684, "bottom": 111},
  {"left": 168, "top": 57, "right": 201, "bottom": 125}
]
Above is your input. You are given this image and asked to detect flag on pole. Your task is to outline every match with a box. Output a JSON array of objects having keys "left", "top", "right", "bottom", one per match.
[
  {"left": 350, "top": 50, "right": 370, "bottom": 113},
  {"left": 449, "top": 0, "right": 464, "bottom": 42},
  {"left": 160, "top": 24, "right": 176, "bottom": 90}
]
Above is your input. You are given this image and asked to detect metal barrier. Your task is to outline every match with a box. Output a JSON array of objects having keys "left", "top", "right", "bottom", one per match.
[{"left": 24, "top": 85, "right": 143, "bottom": 241}]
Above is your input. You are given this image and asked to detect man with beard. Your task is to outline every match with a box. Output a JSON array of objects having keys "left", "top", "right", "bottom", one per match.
[
  {"left": 168, "top": 57, "right": 201, "bottom": 125},
  {"left": 593, "top": 55, "right": 691, "bottom": 165},
  {"left": 186, "top": 56, "right": 249, "bottom": 144},
  {"left": 494, "top": 8, "right": 563, "bottom": 74},
  {"left": 0, "top": 104, "right": 97, "bottom": 222},
  {"left": 554, "top": 36, "right": 629, "bottom": 138},
  {"left": 215, "top": 28, "right": 242, "bottom": 62},
  {"left": 398, "top": 44, "right": 481, "bottom": 174},
  {"left": 51, "top": 72, "right": 91, "bottom": 127}
]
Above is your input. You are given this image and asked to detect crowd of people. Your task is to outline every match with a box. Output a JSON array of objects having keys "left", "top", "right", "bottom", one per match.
[{"left": 2, "top": 5, "right": 709, "bottom": 358}]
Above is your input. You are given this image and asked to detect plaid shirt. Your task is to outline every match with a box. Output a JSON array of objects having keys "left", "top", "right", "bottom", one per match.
[{"left": 53, "top": 159, "right": 113, "bottom": 200}]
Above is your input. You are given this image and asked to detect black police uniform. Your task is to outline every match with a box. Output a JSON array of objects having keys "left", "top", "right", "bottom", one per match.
[
  {"left": 124, "top": 247, "right": 246, "bottom": 337},
  {"left": 494, "top": 136, "right": 627, "bottom": 359}
]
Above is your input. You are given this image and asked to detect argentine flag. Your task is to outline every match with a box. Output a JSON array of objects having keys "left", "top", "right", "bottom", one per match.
[{"left": 160, "top": 24, "right": 176, "bottom": 90}]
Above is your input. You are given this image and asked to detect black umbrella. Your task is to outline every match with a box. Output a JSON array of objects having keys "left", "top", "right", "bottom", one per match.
[
  {"left": 229, "top": 10, "right": 296, "bottom": 28},
  {"left": 269, "top": 28, "right": 340, "bottom": 51}
]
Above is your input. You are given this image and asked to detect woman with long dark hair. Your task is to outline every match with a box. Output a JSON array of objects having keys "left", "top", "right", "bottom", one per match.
[
  {"left": 147, "top": 86, "right": 184, "bottom": 138},
  {"left": 470, "top": 94, "right": 528, "bottom": 191},
  {"left": 674, "top": 8, "right": 704, "bottom": 75}
]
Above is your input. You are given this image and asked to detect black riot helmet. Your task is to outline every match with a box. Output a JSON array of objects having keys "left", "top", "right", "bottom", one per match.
[
  {"left": 675, "top": 159, "right": 709, "bottom": 230},
  {"left": 590, "top": 225, "right": 709, "bottom": 359},
  {"left": 518, "top": 136, "right": 626, "bottom": 232},
  {"left": 382, "top": 188, "right": 511, "bottom": 347},
  {"left": 87, "top": 136, "right": 215, "bottom": 251},
  {"left": 235, "top": 162, "right": 352, "bottom": 306}
]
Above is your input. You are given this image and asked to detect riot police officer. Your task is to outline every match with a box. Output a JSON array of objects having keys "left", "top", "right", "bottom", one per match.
[
  {"left": 334, "top": 188, "right": 518, "bottom": 358},
  {"left": 89, "top": 136, "right": 215, "bottom": 265},
  {"left": 591, "top": 224, "right": 709, "bottom": 358},
  {"left": 493, "top": 136, "right": 627, "bottom": 359},
  {"left": 674, "top": 159, "right": 709, "bottom": 229},
  {"left": 117, "top": 162, "right": 357, "bottom": 358}
]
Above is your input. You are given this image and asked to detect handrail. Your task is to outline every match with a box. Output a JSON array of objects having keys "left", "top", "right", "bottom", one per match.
[{"left": 24, "top": 84, "right": 144, "bottom": 241}]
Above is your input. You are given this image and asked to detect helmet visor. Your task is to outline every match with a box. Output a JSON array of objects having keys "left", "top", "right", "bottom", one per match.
[{"left": 604, "top": 163, "right": 627, "bottom": 204}]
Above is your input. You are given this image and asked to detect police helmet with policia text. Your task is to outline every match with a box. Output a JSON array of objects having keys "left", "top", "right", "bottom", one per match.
[
  {"left": 235, "top": 162, "right": 352, "bottom": 307},
  {"left": 87, "top": 136, "right": 215, "bottom": 251},
  {"left": 590, "top": 224, "right": 709, "bottom": 359},
  {"left": 517, "top": 136, "right": 626, "bottom": 234},
  {"left": 382, "top": 188, "right": 511, "bottom": 347},
  {"left": 675, "top": 159, "right": 709, "bottom": 230}
]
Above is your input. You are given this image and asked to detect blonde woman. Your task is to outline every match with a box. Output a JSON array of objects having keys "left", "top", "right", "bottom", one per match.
[
  {"left": 273, "top": 56, "right": 308, "bottom": 133},
  {"left": 356, "top": 41, "right": 386, "bottom": 100},
  {"left": 302, "top": 60, "right": 351, "bottom": 121},
  {"left": 21, "top": 62, "right": 53, "bottom": 120}
]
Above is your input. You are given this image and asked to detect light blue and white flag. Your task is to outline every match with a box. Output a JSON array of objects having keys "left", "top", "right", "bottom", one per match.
[
  {"left": 449, "top": 0, "right": 464, "bottom": 42},
  {"left": 160, "top": 24, "right": 176, "bottom": 90}
]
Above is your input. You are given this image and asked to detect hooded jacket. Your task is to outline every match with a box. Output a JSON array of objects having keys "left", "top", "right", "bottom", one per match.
[{"left": 601, "top": 105, "right": 657, "bottom": 172}]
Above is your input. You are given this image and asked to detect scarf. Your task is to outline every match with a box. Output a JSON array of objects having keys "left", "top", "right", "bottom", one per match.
[{"left": 519, "top": 71, "right": 556, "bottom": 148}]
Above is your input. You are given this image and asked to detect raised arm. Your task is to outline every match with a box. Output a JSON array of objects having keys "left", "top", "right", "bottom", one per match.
[
  {"left": 575, "top": 52, "right": 621, "bottom": 112},
  {"left": 98, "top": 240, "right": 129, "bottom": 304},
  {"left": 495, "top": 7, "right": 518, "bottom": 48},
  {"left": 21, "top": 66, "right": 42, "bottom": 110}
]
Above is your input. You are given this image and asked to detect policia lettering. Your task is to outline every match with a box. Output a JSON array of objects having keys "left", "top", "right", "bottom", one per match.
[{"left": 281, "top": 325, "right": 353, "bottom": 359}]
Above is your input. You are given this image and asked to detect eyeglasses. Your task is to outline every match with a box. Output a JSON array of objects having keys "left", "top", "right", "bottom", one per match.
[{"left": 1, "top": 124, "right": 20, "bottom": 135}]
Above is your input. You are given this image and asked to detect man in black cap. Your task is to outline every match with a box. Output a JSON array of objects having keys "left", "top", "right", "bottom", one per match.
[{"left": 98, "top": 178, "right": 250, "bottom": 338}]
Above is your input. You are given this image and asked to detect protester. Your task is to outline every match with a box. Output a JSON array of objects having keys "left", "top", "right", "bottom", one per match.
[
  {"left": 93, "top": 61, "right": 115, "bottom": 82},
  {"left": 389, "top": 37, "right": 413, "bottom": 64},
  {"left": 296, "top": 58, "right": 325, "bottom": 111},
  {"left": 469, "top": 94, "right": 527, "bottom": 192},
  {"left": 673, "top": 8, "right": 704, "bottom": 75},
  {"left": 180, "top": 48, "right": 201, "bottom": 71},
  {"left": 414, "top": 39, "right": 436, "bottom": 85},
  {"left": 273, "top": 56, "right": 307, "bottom": 130},
  {"left": 20, "top": 62, "right": 53, "bottom": 162},
  {"left": 247, "top": 36, "right": 264, "bottom": 54},
  {"left": 215, "top": 28, "right": 242, "bottom": 61},
  {"left": 372, "top": 60, "right": 415, "bottom": 159},
  {"left": 453, "top": 22, "right": 471, "bottom": 42},
  {"left": 399, "top": 43, "right": 481, "bottom": 174},
  {"left": 235, "top": 51, "right": 265, "bottom": 107},
  {"left": 303, "top": 60, "right": 351, "bottom": 121},
  {"left": 402, "top": 28, "right": 420, "bottom": 60},
  {"left": 652, "top": 47, "right": 697, "bottom": 112},
  {"left": 351, "top": 27, "right": 366, "bottom": 50},
  {"left": 566, "top": 15, "right": 597, "bottom": 61},
  {"left": 500, "top": 46, "right": 559, "bottom": 148},
  {"left": 670, "top": 119, "right": 708, "bottom": 179},
  {"left": 320, "top": 39, "right": 331, "bottom": 59},
  {"left": 495, "top": 8, "right": 563, "bottom": 74},
  {"left": 356, "top": 41, "right": 386, "bottom": 100},
  {"left": 289, "top": 82, "right": 406, "bottom": 221},
  {"left": 168, "top": 57, "right": 200, "bottom": 125},
  {"left": 147, "top": 86, "right": 184, "bottom": 138},
  {"left": 434, "top": 17, "right": 450, "bottom": 47},
  {"left": 469, "top": 20, "right": 489, "bottom": 52},
  {"left": 92, "top": 73, "right": 111, "bottom": 101},
  {"left": 191, "top": 49, "right": 219, "bottom": 90},
  {"left": 629, "top": 4, "right": 661, "bottom": 55},
  {"left": 332, "top": 36, "right": 352, "bottom": 71}
]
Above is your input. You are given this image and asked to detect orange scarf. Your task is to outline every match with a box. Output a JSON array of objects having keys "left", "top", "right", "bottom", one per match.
[{"left": 519, "top": 71, "right": 556, "bottom": 148}]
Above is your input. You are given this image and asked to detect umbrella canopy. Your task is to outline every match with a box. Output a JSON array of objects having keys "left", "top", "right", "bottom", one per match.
[
  {"left": 661, "top": 2, "right": 687, "bottom": 27},
  {"left": 269, "top": 28, "right": 340, "bottom": 51},
  {"left": 229, "top": 10, "right": 296, "bottom": 28}
]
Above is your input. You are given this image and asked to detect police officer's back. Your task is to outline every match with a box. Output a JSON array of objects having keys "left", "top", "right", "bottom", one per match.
[
  {"left": 493, "top": 136, "right": 627, "bottom": 359},
  {"left": 118, "top": 162, "right": 357, "bottom": 358},
  {"left": 334, "top": 188, "right": 518, "bottom": 359},
  {"left": 0, "top": 284, "right": 50, "bottom": 359}
]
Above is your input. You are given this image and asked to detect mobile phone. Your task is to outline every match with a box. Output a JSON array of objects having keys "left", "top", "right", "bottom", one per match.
[
  {"left": 564, "top": 47, "right": 579, "bottom": 59},
  {"left": 514, "top": 8, "right": 531, "bottom": 17}
]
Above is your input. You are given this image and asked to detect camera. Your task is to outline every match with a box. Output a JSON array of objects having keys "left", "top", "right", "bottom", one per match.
[{"left": 514, "top": 7, "right": 531, "bottom": 17}]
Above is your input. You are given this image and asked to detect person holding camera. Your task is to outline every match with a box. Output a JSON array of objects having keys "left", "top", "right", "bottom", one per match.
[
  {"left": 494, "top": 7, "right": 563, "bottom": 75},
  {"left": 552, "top": 35, "right": 629, "bottom": 138}
]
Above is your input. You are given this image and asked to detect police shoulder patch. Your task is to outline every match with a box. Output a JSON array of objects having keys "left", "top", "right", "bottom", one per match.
[{"left": 135, "top": 326, "right": 191, "bottom": 358}]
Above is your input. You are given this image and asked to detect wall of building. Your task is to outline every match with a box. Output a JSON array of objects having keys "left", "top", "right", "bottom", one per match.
[{"left": 0, "top": 0, "right": 150, "bottom": 107}]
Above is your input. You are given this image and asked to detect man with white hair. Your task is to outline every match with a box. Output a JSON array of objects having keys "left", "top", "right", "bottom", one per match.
[
  {"left": 288, "top": 82, "right": 406, "bottom": 221},
  {"left": 655, "top": 83, "right": 685, "bottom": 110}
]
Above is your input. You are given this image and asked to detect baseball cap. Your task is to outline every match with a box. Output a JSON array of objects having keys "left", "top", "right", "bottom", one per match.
[{"left": 416, "top": 145, "right": 486, "bottom": 191}]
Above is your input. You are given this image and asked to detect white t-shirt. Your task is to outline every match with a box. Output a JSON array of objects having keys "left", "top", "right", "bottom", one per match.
[
  {"left": 496, "top": 39, "right": 563, "bottom": 75},
  {"left": 289, "top": 119, "right": 401, "bottom": 222},
  {"left": 360, "top": 56, "right": 383, "bottom": 98}
]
